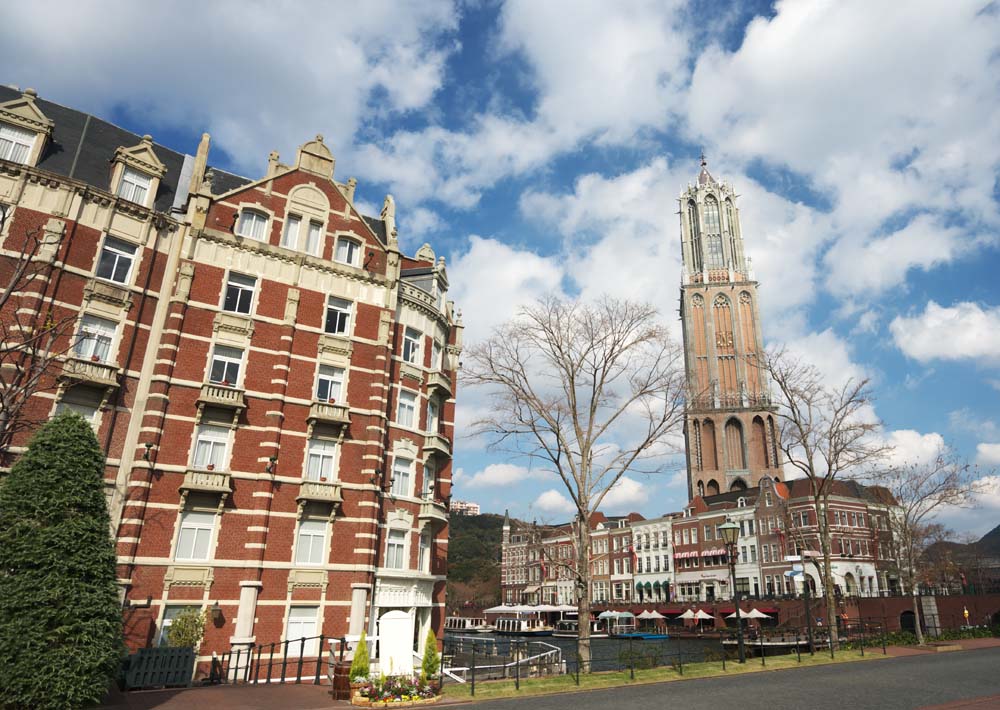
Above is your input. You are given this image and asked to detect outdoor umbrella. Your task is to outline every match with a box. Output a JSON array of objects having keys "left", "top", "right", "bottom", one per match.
[
  {"left": 679, "top": 609, "right": 696, "bottom": 619},
  {"left": 693, "top": 609, "right": 715, "bottom": 620},
  {"left": 637, "top": 610, "right": 655, "bottom": 619},
  {"left": 748, "top": 608, "right": 772, "bottom": 619},
  {"left": 646, "top": 610, "right": 665, "bottom": 619},
  {"left": 726, "top": 609, "right": 752, "bottom": 619}
]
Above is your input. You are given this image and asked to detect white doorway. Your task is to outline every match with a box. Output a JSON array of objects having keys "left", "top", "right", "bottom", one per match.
[{"left": 378, "top": 610, "right": 414, "bottom": 675}]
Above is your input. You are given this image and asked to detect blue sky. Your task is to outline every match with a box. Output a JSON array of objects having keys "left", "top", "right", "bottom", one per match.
[{"left": 4, "top": 0, "right": 999, "bottom": 535}]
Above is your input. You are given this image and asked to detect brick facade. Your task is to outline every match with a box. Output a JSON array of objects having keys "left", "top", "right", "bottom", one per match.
[{"left": 0, "top": 87, "right": 460, "bottom": 674}]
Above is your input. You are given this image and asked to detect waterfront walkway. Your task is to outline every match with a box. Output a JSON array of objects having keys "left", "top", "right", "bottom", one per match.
[{"left": 101, "top": 639, "right": 1000, "bottom": 709}]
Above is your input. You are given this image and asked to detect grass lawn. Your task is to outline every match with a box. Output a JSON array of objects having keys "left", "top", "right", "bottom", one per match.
[{"left": 443, "top": 650, "right": 880, "bottom": 701}]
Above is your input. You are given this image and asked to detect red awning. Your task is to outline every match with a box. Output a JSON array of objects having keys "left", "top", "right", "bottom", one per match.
[{"left": 756, "top": 607, "right": 779, "bottom": 614}]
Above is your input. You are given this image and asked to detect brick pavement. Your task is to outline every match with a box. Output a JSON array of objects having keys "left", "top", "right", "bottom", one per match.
[{"left": 99, "top": 683, "right": 345, "bottom": 710}]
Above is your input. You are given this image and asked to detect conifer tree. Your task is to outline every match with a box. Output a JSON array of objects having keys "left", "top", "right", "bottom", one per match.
[{"left": 0, "top": 411, "right": 123, "bottom": 709}]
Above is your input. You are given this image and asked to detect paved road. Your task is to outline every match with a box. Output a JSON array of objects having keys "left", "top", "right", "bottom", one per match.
[{"left": 456, "top": 648, "right": 1000, "bottom": 710}]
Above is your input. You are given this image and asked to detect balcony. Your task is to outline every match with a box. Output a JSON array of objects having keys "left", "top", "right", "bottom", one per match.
[
  {"left": 426, "top": 370, "right": 452, "bottom": 398},
  {"left": 60, "top": 357, "right": 121, "bottom": 388},
  {"left": 419, "top": 498, "right": 449, "bottom": 529},
  {"left": 197, "top": 383, "right": 247, "bottom": 423},
  {"left": 296, "top": 479, "right": 343, "bottom": 507},
  {"left": 424, "top": 432, "right": 451, "bottom": 458},
  {"left": 179, "top": 469, "right": 232, "bottom": 501},
  {"left": 307, "top": 401, "right": 351, "bottom": 433}
]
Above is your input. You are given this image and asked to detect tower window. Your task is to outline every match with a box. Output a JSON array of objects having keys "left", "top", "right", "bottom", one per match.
[{"left": 0, "top": 123, "right": 36, "bottom": 164}]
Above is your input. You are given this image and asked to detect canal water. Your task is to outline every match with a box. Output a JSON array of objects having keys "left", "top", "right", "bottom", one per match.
[{"left": 444, "top": 632, "right": 723, "bottom": 674}]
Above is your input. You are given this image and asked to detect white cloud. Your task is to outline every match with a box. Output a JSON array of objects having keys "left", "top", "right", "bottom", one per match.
[
  {"left": 448, "top": 235, "right": 564, "bottom": 344},
  {"left": 890, "top": 301, "right": 1000, "bottom": 365},
  {"left": 976, "top": 443, "right": 1000, "bottom": 466},
  {"left": 599, "top": 477, "right": 648, "bottom": 513},
  {"left": 885, "top": 430, "right": 945, "bottom": 467},
  {"left": 936, "top": 474, "right": 1000, "bottom": 538},
  {"left": 948, "top": 409, "right": 1000, "bottom": 441},
  {"left": 0, "top": 2, "right": 459, "bottom": 176},
  {"left": 463, "top": 463, "right": 542, "bottom": 488},
  {"left": 534, "top": 489, "right": 576, "bottom": 516},
  {"left": 772, "top": 328, "right": 868, "bottom": 389}
]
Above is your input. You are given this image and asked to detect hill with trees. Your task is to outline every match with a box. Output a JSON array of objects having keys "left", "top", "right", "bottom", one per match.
[{"left": 446, "top": 513, "right": 506, "bottom": 610}]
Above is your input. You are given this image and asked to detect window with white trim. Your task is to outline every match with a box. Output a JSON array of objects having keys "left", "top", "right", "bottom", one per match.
[
  {"left": 315, "top": 365, "right": 344, "bottom": 403},
  {"left": 0, "top": 123, "right": 35, "bottom": 164},
  {"left": 305, "top": 438, "right": 338, "bottom": 481},
  {"left": 285, "top": 607, "right": 319, "bottom": 655},
  {"left": 422, "top": 458, "right": 436, "bottom": 499},
  {"left": 175, "top": 509, "right": 217, "bottom": 561},
  {"left": 396, "top": 390, "right": 416, "bottom": 428},
  {"left": 96, "top": 237, "right": 137, "bottom": 284},
  {"left": 74, "top": 314, "right": 117, "bottom": 363},
  {"left": 426, "top": 397, "right": 439, "bottom": 433},
  {"left": 432, "top": 340, "right": 443, "bottom": 371},
  {"left": 325, "top": 297, "right": 351, "bottom": 335},
  {"left": 281, "top": 214, "right": 301, "bottom": 249},
  {"left": 192, "top": 424, "right": 229, "bottom": 470},
  {"left": 295, "top": 519, "right": 327, "bottom": 566},
  {"left": 222, "top": 273, "right": 256, "bottom": 315},
  {"left": 418, "top": 530, "right": 430, "bottom": 572},
  {"left": 386, "top": 529, "right": 406, "bottom": 569},
  {"left": 117, "top": 167, "right": 152, "bottom": 206},
  {"left": 209, "top": 345, "right": 242, "bottom": 385},
  {"left": 335, "top": 237, "right": 361, "bottom": 266},
  {"left": 55, "top": 399, "right": 99, "bottom": 424},
  {"left": 236, "top": 209, "right": 268, "bottom": 240},
  {"left": 391, "top": 457, "right": 413, "bottom": 498},
  {"left": 403, "top": 328, "right": 421, "bottom": 364},
  {"left": 304, "top": 221, "right": 322, "bottom": 255}
]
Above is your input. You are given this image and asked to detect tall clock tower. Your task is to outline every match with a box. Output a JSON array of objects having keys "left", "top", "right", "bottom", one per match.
[{"left": 678, "top": 156, "right": 783, "bottom": 500}]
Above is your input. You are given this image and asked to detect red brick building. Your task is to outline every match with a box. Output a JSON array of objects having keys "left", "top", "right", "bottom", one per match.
[{"left": 0, "top": 86, "right": 460, "bottom": 675}]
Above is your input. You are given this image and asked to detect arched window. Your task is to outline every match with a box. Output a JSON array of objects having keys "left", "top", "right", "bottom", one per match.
[
  {"left": 751, "top": 416, "right": 769, "bottom": 469},
  {"left": 724, "top": 418, "right": 746, "bottom": 470},
  {"left": 702, "top": 419, "right": 717, "bottom": 470},
  {"left": 691, "top": 419, "right": 703, "bottom": 470},
  {"left": 703, "top": 196, "right": 723, "bottom": 267},
  {"left": 730, "top": 478, "right": 747, "bottom": 492},
  {"left": 725, "top": 199, "right": 739, "bottom": 265},
  {"left": 706, "top": 479, "right": 720, "bottom": 496},
  {"left": 687, "top": 200, "right": 702, "bottom": 272},
  {"left": 697, "top": 481, "right": 705, "bottom": 497}
]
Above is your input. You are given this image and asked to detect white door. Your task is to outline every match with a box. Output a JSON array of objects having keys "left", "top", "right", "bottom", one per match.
[{"left": 378, "top": 610, "right": 414, "bottom": 675}]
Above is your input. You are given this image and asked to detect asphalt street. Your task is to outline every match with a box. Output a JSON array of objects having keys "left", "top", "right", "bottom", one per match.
[{"left": 457, "top": 648, "right": 1000, "bottom": 710}]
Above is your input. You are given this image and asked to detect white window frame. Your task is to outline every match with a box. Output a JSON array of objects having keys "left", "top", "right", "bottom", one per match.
[
  {"left": 391, "top": 457, "right": 413, "bottom": 498},
  {"left": 281, "top": 214, "right": 302, "bottom": 249},
  {"left": 175, "top": 508, "right": 217, "bottom": 561},
  {"left": 305, "top": 438, "right": 338, "bottom": 482},
  {"left": 315, "top": 365, "right": 345, "bottom": 403},
  {"left": 96, "top": 236, "right": 137, "bottom": 285},
  {"left": 334, "top": 236, "right": 361, "bottom": 266},
  {"left": 74, "top": 314, "right": 117, "bottom": 363},
  {"left": 55, "top": 399, "right": 99, "bottom": 425},
  {"left": 157, "top": 605, "right": 196, "bottom": 647},
  {"left": 396, "top": 390, "right": 417, "bottom": 428},
  {"left": 402, "top": 328, "right": 421, "bottom": 365},
  {"left": 285, "top": 606, "right": 320, "bottom": 655},
  {"left": 208, "top": 345, "right": 243, "bottom": 386},
  {"left": 426, "top": 397, "right": 439, "bottom": 433},
  {"left": 385, "top": 529, "right": 407, "bottom": 569},
  {"left": 422, "top": 458, "right": 436, "bottom": 499},
  {"left": 236, "top": 209, "right": 269, "bottom": 240},
  {"left": 0, "top": 123, "right": 35, "bottom": 164},
  {"left": 325, "top": 297, "right": 352, "bottom": 335},
  {"left": 192, "top": 424, "right": 230, "bottom": 471},
  {"left": 117, "top": 166, "right": 152, "bottom": 206},
  {"left": 222, "top": 272, "right": 256, "bottom": 315},
  {"left": 304, "top": 221, "right": 323, "bottom": 255},
  {"left": 418, "top": 529, "right": 431, "bottom": 573},
  {"left": 295, "top": 519, "right": 328, "bottom": 566}
]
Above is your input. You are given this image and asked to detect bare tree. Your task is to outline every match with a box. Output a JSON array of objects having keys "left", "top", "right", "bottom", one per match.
[
  {"left": 0, "top": 204, "right": 73, "bottom": 463},
  {"left": 764, "top": 349, "right": 889, "bottom": 647},
  {"left": 868, "top": 452, "right": 978, "bottom": 643},
  {"left": 464, "top": 296, "right": 686, "bottom": 667}
]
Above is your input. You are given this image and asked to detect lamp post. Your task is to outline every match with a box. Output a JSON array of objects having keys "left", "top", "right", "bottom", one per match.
[{"left": 719, "top": 520, "right": 745, "bottom": 663}]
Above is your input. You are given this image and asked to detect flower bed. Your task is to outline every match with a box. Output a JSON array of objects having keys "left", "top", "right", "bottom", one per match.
[{"left": 352, "top": 674, "right": 441, "bottom": 707}]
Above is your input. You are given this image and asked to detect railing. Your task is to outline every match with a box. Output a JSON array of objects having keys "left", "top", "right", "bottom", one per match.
[
  {"left": 419, "top": 498, "right": 449, "bottom": 526},
  {"left": 308, "top": 401, "right": 351, "bottom": 427},
  {"left": 180, "top": 469, "right": 232, "bottom": 494},
  {"left": 209, "top": 635, "right": 336, "bottom": 686},
  {"left": 297, "top": 479, "right": 343, "bottom": 504},
  {"left": 426, "top": 371, "right": 452, "bottom": 396},
  {"left": 424, "top": 433, "right": 451, "bottom": 457},
  {"left": 198, "top": 382, "right": 246, "bottom": 409},
  {"left": 123, "top": 646, "right": 196, "bottom": 690}
]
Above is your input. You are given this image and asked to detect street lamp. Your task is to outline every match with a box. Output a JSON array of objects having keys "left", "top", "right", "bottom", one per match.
[{"left": 718, "top": 519, "right": 746, "bottom": 663}]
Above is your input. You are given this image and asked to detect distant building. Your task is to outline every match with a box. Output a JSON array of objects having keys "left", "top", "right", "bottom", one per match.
[{"left": 450, "top": 500, "right": 481, "bottom": 516}]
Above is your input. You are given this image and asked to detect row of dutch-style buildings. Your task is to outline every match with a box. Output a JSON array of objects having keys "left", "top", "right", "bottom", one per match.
[{"left": 0, "top": 85, "right": 457, "bottom": 674}]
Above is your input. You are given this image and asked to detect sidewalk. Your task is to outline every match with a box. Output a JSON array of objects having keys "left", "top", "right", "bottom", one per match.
[
  {"left": 99, "top": 683, "right": 343, "bottom": 710},
  {"left": 884, "top": 637, "right": 1000, "bottom": 658}
]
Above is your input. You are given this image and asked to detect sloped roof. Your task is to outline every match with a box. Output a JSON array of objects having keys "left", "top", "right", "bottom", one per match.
[{"left": 0, "top": 85, "right": 187, "bottom": 212}]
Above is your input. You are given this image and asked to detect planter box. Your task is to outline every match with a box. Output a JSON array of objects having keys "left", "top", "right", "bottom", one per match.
[{"left": 352, "top": 696, "right": 441, "bottom": 708}]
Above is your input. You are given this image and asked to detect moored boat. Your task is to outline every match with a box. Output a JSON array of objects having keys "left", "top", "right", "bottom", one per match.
[
  {"left": 494, "top": 616, "right": 554, "bottom": 636},
  {"left": 444, "top": 616, "right": 492, "bottom": 633},
  {"left": 552, "top": 619, "right": 609, "bottom": 639}
]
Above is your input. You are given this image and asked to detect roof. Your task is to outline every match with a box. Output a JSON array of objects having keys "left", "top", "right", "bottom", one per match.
[
  {"left": 0, "top": 85, "right": 188, "bottom": 213},
  {"left": 697, "top": 154, "right": 715, "bottom": 186},
  {"left": 362, "top": 215, "right": 387, "bottom": 245}
]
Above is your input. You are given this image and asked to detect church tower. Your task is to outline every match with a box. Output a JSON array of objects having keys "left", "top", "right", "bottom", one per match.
[{"left": 678, "top": 156, "right": 783, "bottom": 500}]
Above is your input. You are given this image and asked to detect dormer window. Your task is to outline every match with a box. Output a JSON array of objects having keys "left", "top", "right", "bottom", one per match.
[
  {"left": 117, "top": 167, "right": 152, "bottom": 205},
  {"left": 0, "top": 123, "right": 36, "bottom": 164},
  {"left": 111, "top": 135, "right": 165, "bottom": 209},
  {"left": 236, "top": 209, "right": 268, "bottom": 240}
]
